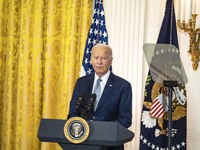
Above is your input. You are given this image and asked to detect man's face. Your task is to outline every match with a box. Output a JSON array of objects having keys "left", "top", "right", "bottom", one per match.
[{"left": 91, "top": 46, "right": 113, "bottom": 77}]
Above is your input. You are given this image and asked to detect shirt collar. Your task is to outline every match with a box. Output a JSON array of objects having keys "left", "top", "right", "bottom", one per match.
[{"left": 94, "top": 70, "right": 110, "bottom": 84}]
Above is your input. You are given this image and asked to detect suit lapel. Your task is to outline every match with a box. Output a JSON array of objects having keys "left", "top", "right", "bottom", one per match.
[
  {"left": 84, "top": 74, "right": 95, "bottom": 118},
  {"left": 86, "top": 74, "right": 95, "bottom": 97}
]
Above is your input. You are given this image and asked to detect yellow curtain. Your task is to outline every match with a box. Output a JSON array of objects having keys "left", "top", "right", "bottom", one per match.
[{"left": 0, "top": 0, "right": 92, "bottom": 149}]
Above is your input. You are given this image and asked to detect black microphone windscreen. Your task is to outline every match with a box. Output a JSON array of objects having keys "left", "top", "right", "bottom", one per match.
[
  {"left": 76, "top": 93, "right": 85, "bottom": 110},
  {"left": 79, "top": 93, "right": 85, "bottom": 99},
  {"left": 90, "top": 93, "right": 96, "bottom": 100}
]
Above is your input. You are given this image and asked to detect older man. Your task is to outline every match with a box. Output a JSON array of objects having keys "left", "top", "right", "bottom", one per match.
[{"left": 68, "top": 44, "right": 132, "bottom": 150}]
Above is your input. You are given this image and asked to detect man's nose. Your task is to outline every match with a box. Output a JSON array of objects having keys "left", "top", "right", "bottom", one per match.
[{"left": 97, "top": 58, "right": 102, "bottom": 63}]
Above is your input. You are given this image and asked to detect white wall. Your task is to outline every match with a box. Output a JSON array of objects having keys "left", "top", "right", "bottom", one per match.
[{"left": 104, "top": 0, "right": 200, "bottom": 149}]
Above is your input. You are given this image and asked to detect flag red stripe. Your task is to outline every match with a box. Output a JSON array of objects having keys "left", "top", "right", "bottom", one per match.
[{"left": 150, "top": 98, "right": 164, "bottom": 118}]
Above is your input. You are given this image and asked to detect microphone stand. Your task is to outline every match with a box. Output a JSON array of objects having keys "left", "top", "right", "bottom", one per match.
[{"left": 163, "top": 80, "right": 178, "bottom": 150}]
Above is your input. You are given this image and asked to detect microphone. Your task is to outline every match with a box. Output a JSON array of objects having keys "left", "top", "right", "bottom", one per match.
[
  {"left": 75, "top": 93, "right": 85, "bottom": 111},
  {"left": 82, "top": 94, "right": 96, "bottom": 119}
]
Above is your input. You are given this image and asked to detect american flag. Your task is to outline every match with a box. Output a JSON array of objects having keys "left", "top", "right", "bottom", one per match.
[{"left": 82, "top": 0, "right": 108, "bottom": 75}]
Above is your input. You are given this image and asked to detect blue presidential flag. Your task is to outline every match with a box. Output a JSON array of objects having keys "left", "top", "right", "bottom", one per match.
[
  {"left": 139, "top": 0, "right": 187, "bottom": 149},
  {"left": 82, "top": 0, "right": 108, "bottom": 75}
]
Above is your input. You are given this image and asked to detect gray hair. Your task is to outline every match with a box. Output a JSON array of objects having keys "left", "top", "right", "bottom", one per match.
[{"left": 92, "top": 44, "right": 112, "bottom": 55}]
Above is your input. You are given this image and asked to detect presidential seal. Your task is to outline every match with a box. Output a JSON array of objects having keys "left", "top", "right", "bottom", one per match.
[{"left": 64, "top": 117, "right": 90, "bottom": 144}]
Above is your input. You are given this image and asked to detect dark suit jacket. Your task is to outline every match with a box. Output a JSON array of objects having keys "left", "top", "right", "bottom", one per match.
[
  {"left": 68, "top": 72, "right": 132, "bottom": 150},
  {"left": 68, "top": 72, "right": 132, "bottom": 128}
]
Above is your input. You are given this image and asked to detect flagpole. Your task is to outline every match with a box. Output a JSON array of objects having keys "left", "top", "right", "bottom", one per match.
[{"left": 163, "top": 80, "right": 178, "bottom": 150}]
